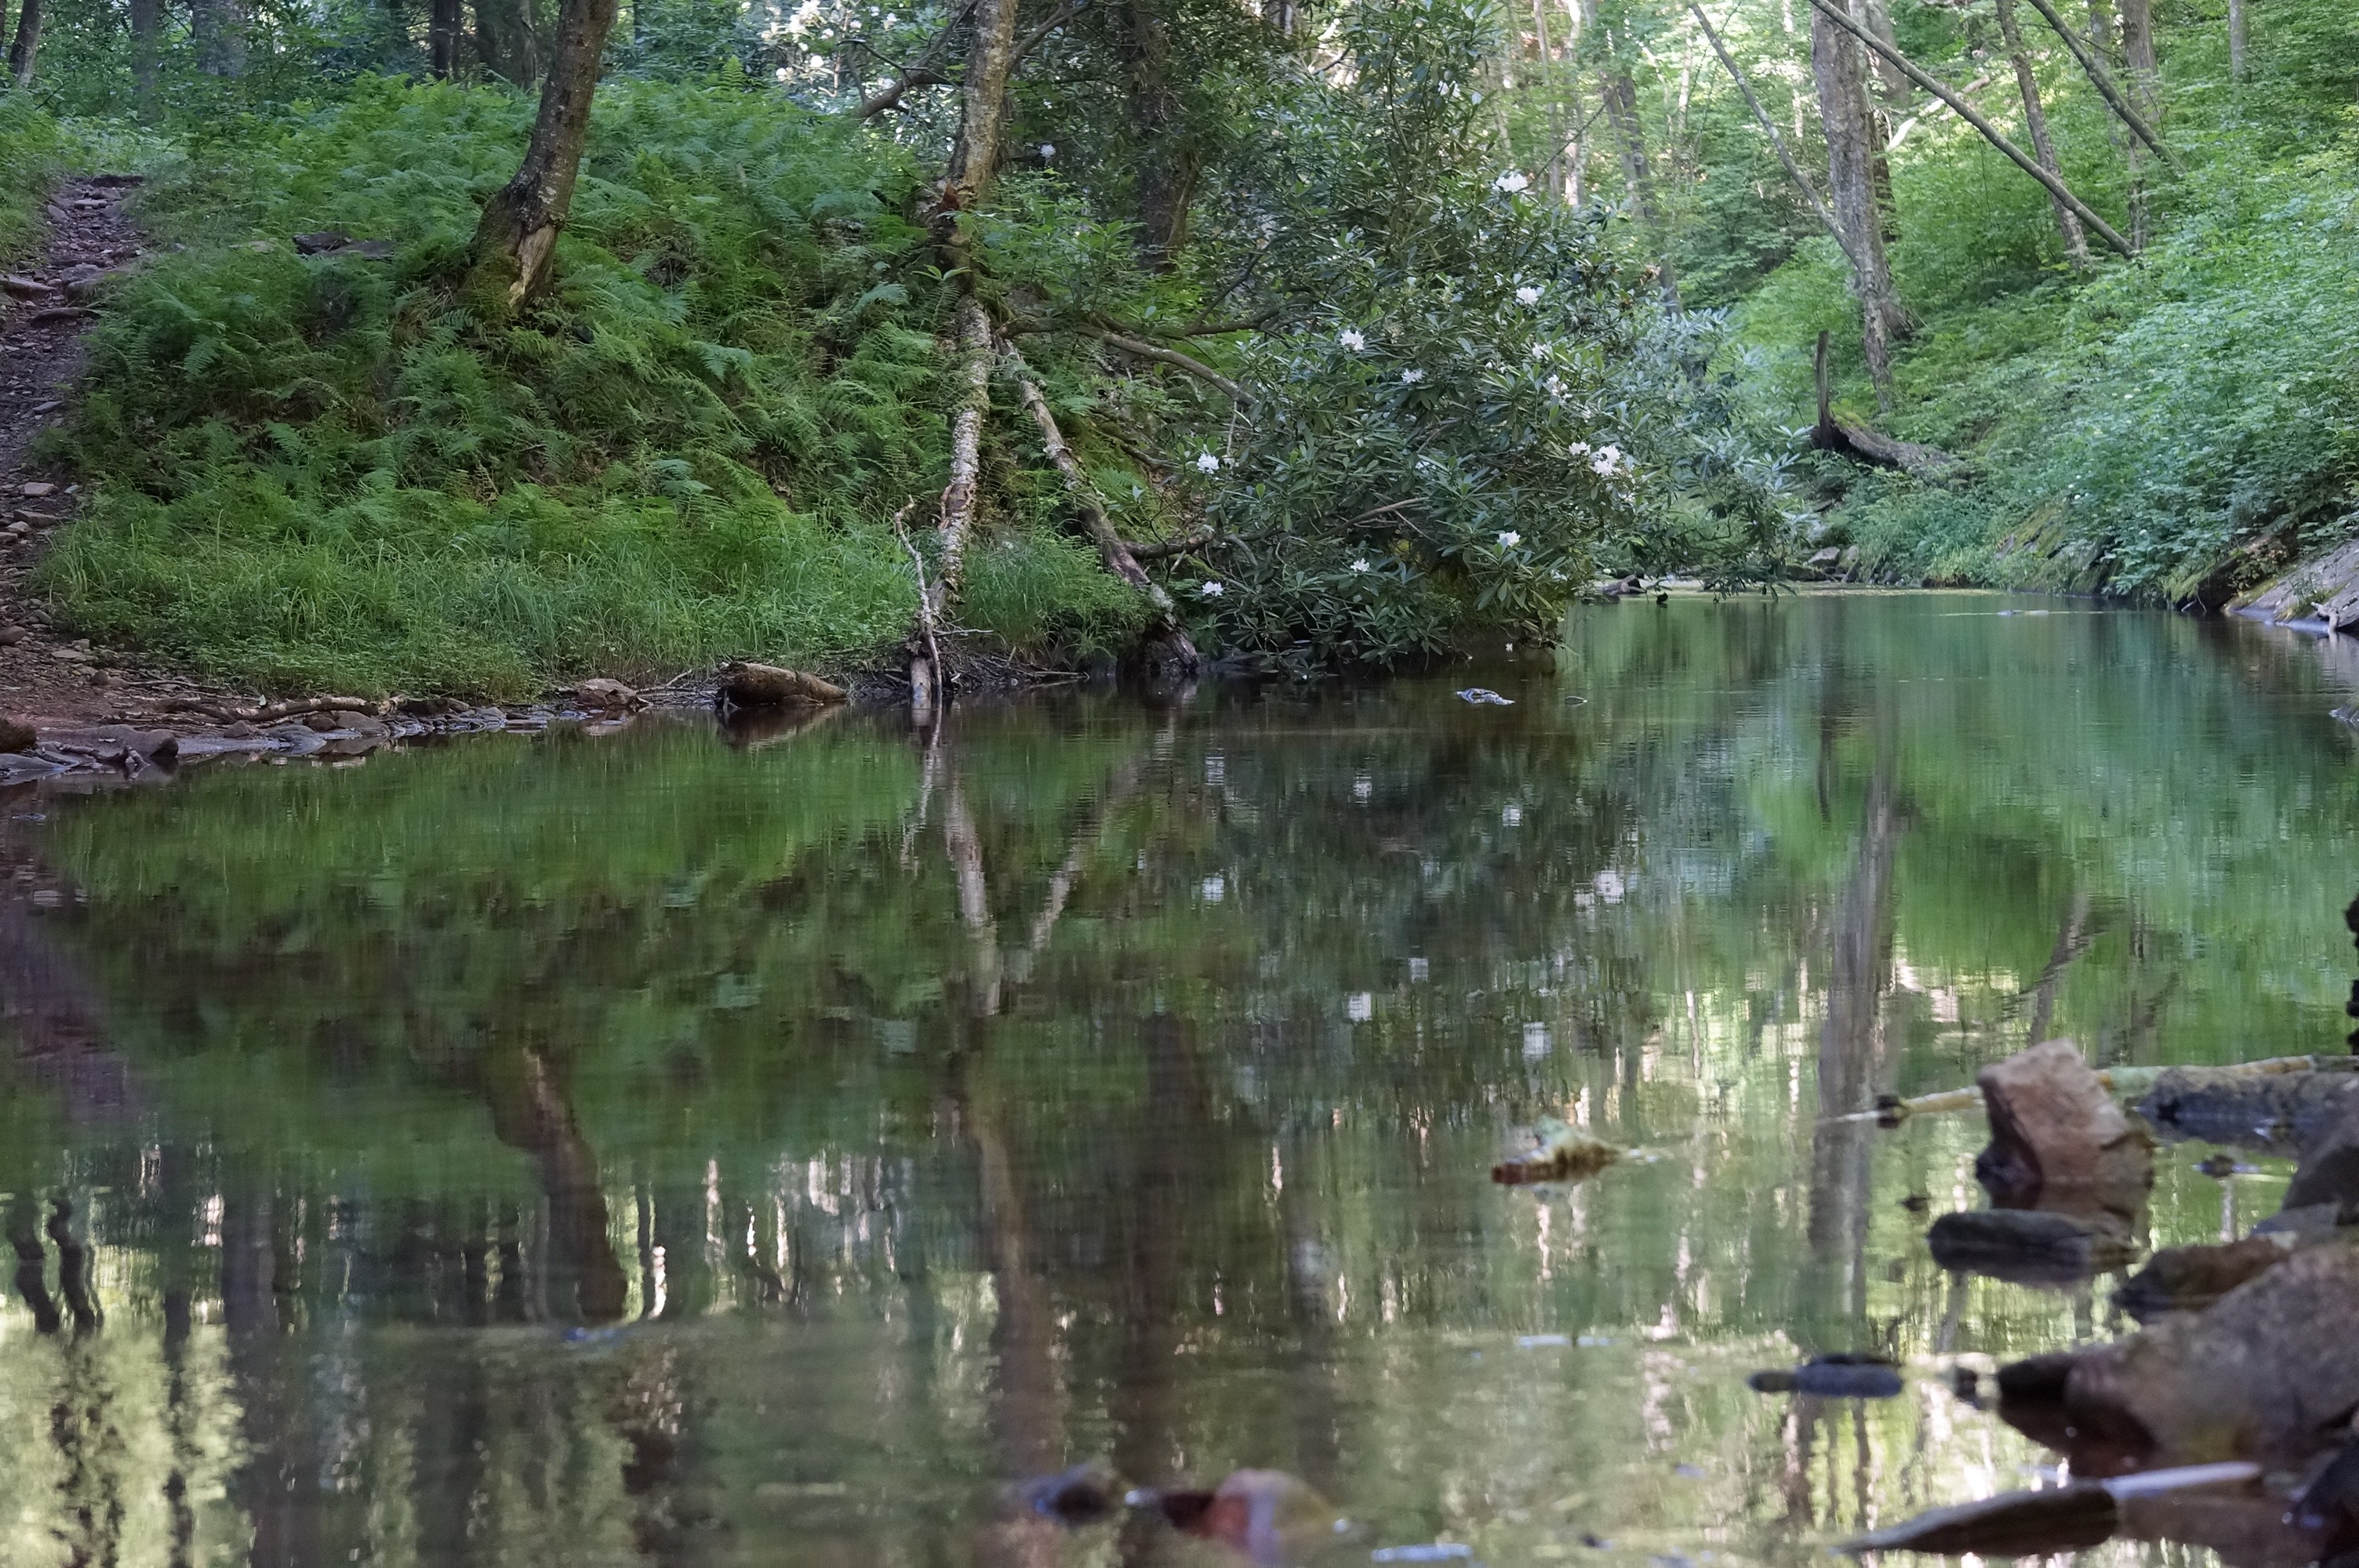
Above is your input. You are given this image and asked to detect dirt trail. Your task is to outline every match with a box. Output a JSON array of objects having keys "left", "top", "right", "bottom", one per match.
[{"left": 0, "top": 173, "right": 223, "bottom": 728}]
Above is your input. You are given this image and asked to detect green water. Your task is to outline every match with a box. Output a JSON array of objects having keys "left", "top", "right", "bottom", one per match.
[{"left": 2, "top": 592, "right": 2356, "bottom": 1568}]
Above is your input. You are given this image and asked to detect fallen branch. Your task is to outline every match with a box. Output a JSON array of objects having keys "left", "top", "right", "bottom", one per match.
[
  {"left": 164, "top": 695, "right": 379, "bottom": 724},
  {"left": 1805, "top": 0, "right": 2135, "bottom": 258},
  {"left": 1809, "top": 331, "right": 1961, "bottom": 479},
  {"left": 1121, "top": 530, "right": 1219, "bottom": 561},
  {"left": 1009, "top": 357, "right": 1198, "bottom": 673},
  {"left": 2016, "top": 0, "right": 2186, "bottom": 176},
  {"left": 1823, "top": 1053, "right": 2328, "bottom": 1125}
]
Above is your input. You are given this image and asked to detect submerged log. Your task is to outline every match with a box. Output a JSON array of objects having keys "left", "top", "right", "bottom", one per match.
[{"left": 1928, "top": 1207, "right": 2139, "bottom": 1283}]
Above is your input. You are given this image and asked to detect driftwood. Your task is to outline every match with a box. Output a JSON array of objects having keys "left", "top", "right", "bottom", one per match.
[
  {"left": 1491, "top": 1120, "right": 1623, "bottom": 1185},
  {"left": 165, "top": 694, "right": 379, "bottom": 723},
  {"left": 718, "top": 662, "right": 848, "bottom": 708},
  {"left": 1808, "top": 332, "right": 1961, "bottom": 481}
]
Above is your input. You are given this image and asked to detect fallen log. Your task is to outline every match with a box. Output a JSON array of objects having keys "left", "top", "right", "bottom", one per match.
[
  {"left": 1808, "top": 332, "right": 1961, "bottom": 481},
  {"left": 717, "top": 662, "right": 848, "bottom": 709},
  {"left": 164, "top": 694, "right": 380, "bottom": 724}
]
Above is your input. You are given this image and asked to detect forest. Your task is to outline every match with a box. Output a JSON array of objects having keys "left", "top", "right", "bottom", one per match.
[{"left": 0, "top": 0, "right": 2353, "bottom": 695}]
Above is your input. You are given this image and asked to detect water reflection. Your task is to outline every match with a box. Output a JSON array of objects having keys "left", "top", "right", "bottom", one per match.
[{"left": 1, "top": 593, "right": 2354, "bottom": 1566}]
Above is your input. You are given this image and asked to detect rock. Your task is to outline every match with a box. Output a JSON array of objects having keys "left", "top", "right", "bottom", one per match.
[
  {"left": 1747, "top": 1355, "right": 1903, "bottom": 1399},
  {"left": 1843, "top": 1484, "right": 2119, "bottom": 1556},
  {"left": 1975, "top": 1039, "right": 2154, "bottom": 1218},
  {"left": 719, "top": 662, "right": 847, "bottom": 708},
  {"left": 2284, "top": 1095, "right": 2359, "bottom": 1215},
  {"left": 571, "top": 677, "right": 641, "bottom": 710},
  {"left": 1170, "top": 1470, "right": 1339, "bottom": 1561},
  {"left": 0, "top": 626, "right": 24, "bottom": 646},
  {"left": 2064, "top": 1241, "right": 2359, "bottom": 1464},
  {"left": 19, "top": 481, "right": 56, "bottom": 498},
  {"left": 2117, "top": 1236, "right": 2295, "bottom": 1323},
  {"left": 2294, "top": 1439, "right": 2359, "bottom": 1549},
  {"left": 1012, "top": 1461, "right": 1121, "bottom": 1523},
  {"left": 292, "top": 230, "right": 352, "bottom": 254},
  {"left": 301, "top": 710, "right": 347, "bottom": 731},
  {"left": 2, "top": 274, "right": 56, "bottom": 299},
  {"left": 2135, "top": 1065, "right": 2359, "bottom": 1154},
  {"left": 1928, "top": 1207, "right": 2139, "bottom": 1282},
  {"left": 0, "top": 717, "right": 35, "bottom": 753},
  {"left": 1491, "top": 1120, "right": 1622, "bottom": 1185}
]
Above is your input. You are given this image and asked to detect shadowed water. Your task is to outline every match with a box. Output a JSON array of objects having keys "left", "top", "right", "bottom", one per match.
[{"left": 2, "top": 592, "right": 2355, "bottom": 1567}]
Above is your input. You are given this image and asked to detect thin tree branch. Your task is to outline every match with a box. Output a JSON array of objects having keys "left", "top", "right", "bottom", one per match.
[
  {"left": 1121, "top": 530, "right": 1218, "bottom": 560},
  {"left": 1073, "top": 322, "right": 1247, "bottom": 401},
  {"left": 856, "top": 1, "right": 973, "bottom": 120},
  {"left": 1006, "top": 0, "right": 1081, "bottom": 74},
  {"left": 1688, "top": 3, "right": 1863, "bottom": 274},
  {"left": 1805, "top": 0, "right": 2135, "bottom": 257},
  {"left": 2016, "top": 0, "right": 2186, "bottom": 175}
]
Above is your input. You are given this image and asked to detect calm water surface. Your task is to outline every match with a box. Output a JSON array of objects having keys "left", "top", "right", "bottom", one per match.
[{"left": 5, "top": 593, "right": 2358, "bottom": 1567}]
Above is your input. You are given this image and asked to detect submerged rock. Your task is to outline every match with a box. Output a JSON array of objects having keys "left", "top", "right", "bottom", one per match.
[
  {"left": 2064, "top": 1241, "right": 2359, "bottom": 1464},
  {"left": 1492, "top": 1120, "right": 1622, "bottom": 1185},
  {"left": 1843, "top": 1483, "right": 2119, "bottom": 1556},
  {"left": 1927, "top": 1207, "right": 2139, "bottom": 1283},
  {"left": 1012, "top": 1460, "right": 1121, "bottom": 1524},
  {"left": 0, "top": 717, "right": 33, "bottom": 754},
  {"left": 2117, "top": 1236, "right": 2294, "bottom": 1323},
  {"left": 1137, "top": 1470, "right": 1341, "bottom": 1563},
  {"left": 1975, "top": 1040, "right": 2154, "bottom": 1218},
  {"left": 1748, "top": 1355, "right": 1903, "bottom": 1399}
]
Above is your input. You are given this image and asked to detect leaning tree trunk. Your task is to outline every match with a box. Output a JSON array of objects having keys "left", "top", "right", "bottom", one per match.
[
  {"left": 1995, "top": 0, "right": 2091, "bottom": 267},
  {"left": 1810, "top": 0, "right": 1905, "bottom": 407},
  {"left": 463, "top": 0, "right": 620, "bottom": 318},
  {"left": 7, "top": 0, "right": 41, "bottom": 88}
]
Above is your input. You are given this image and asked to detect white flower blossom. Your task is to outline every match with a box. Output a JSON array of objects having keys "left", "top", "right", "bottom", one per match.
[
  {"left": 1529, "top": 342, "right": 1549, "bottom": 361},
  {"left": 1195, "top": 452, "right": 1221, "bottom": 474},
  {"left": 1400, "top": 368, "right": 1426, "bottom": 385},
  {"left": 1497, "top": 531, "right": 1522, "bottom": 548},
  {"left": 1039, "top": 143, "right": 1056, "bottom": 160},
  {"left": 1492, "top": 171, "right": 1529, "bottom": 194},
  {"left": 1338, "top": 328, "right": 1367, "bottom": 352},
  {"left": 1567, "top": 441, "right": 1590, "bottom": 456},
  {"left": 1545, "top": 375, "right": 1565, "bottom": 397},
  {"left": 1198, "top": 580, "right": 1225, "bottom": 597},
  {"left": 1590, "top": 443, "right": 1623, "bottom": 477},
  {"left": 1349, "top": 558, "right": 1372, "bottom": 573},
  {"left": 1515, "top": 285, "right": 1543, "bottom": 306}
]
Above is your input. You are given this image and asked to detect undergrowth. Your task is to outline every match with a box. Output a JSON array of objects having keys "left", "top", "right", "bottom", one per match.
[
  {"left": 1732, "top": 2, "right": 2359, "bottom": 604},
  {"left": 38, "top": 78, "right": 1150, "bottom": 695},
  {"left": 0, "top": 98, "right": 67, "bottom": 268}
]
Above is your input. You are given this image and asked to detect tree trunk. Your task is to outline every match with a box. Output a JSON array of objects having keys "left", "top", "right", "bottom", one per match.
[
  {"left": 925, "top": 296, "right": 994, "bottom": 644},
  {"left": 1690, "top": 2, "right": 1858, "bottom": 271},
  {"left": 1858, "top": 0, "right": 1909, "bottom": 106},
  {"left": 1995, "top": 0, "right": 2091, "bottom": 267},
  {"left": 463, "top": 0, "right": 621, "bottom": 318},
  {"left": 2120, "top": 0, "right": 2154, "bottom": 249},
  {"left": 2087, "top": 0, "right": 2114, "bottom": 53},
  {"left": 430, "top": 0, "right": 463, "bottom": 76},
  {"left": 2226, "top": 0, "right": 2245, "bottom": 82},
  {"left": 944, "top": 0, "right": 1020, "bottom": 210},
  {"left": 1579, "top": 0, "right": 1676, "bottom": 303},
  {"left": 1123, "top": 0, "right": 1195, "bottom": 268},
  {"left": 130, "top": 0, "right": 161, "bottom": 111},
  {"left": 7, "top": 0, "right": 41, "bottom": 88},
  {"left": 191, "top": 0, "right": 245, "bottom": 76},
  {"left": 476, "top": 0, "right": 542, "bottom": 83},
  {"left": 1809, "top": 0, "right": 1904, "bottom": 405}
]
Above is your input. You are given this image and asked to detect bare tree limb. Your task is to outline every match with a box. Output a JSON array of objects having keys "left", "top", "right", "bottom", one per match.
[
  {"left": 1072, "top": 321, "right": 1246, "bottom": 401},
  {"left": 1006, "top": 0, "right": 1081, "bottom": 74},
  {"left": 1805, "top": 0, "right": 2135, "bottom": 257},
  {"left": 2016, "top": 0, "right": 2186, "bottom": 175},
  {"left": 1121, "top": 531, "right": 1218, "bottom": 561},
  {"left": 857, "top": 0, "right": 973, "bottom": 120}
]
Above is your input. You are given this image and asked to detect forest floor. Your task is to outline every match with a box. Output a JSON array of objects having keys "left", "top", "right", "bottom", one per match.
[{"left": 0, "top": 172, "right": 220, "bottom": 729}]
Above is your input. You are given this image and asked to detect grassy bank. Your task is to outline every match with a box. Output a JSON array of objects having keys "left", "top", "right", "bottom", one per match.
[
  {"left": 1728, "top": 2, "right": 2359, "bottom": 604},
  {"left": 35, "top": 80, "right": 1152, "bottom": 696}
]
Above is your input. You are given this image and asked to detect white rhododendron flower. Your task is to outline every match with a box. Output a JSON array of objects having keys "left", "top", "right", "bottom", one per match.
[
  {"left": 1529, "top": 342, "right": 1549, "bottom": 361},
  {"left": 1545, "top": 375, "right": 1565, "bottom": 397},
  {"left": 1195, "top": 452, "right": 1221, "bottom": 474},
  {"left": 1400, "top": 368, "right": 1426, "bottom": 384},
  {"left": 1568, "top": 440, "right": 1590, "bottom": 456},
  {"left": 1338, "top": 328, "right": 1367, "bottom": 351},
  {"left": 1492, "top": 171, "right": 1529, "bottom": 194},
  {"left": 1039, "top": 143, "right": 1056, "bottom": 159},
  {"left": 1497, "top": 531, "right": 1521, "bottom": 548},
  {"left": 1198, "top": 580, "right": 1225, "bottom": 597},
  {"left": 1515, "top": 285, "right": 1543, "bottom": 306},
  {"left": 1591, "top": 443, "right": 1623, "bottom": 476},
  {"left": 1349, "top": 558, "right": 1372, "bottom": 573}
]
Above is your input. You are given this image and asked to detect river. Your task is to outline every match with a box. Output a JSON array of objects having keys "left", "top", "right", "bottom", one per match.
[{"left": 1, "top": 591, "right": 2354, "bottom": 1566}]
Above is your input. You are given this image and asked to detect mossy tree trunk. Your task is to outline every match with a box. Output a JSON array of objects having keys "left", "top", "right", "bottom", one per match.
[
  {"left": 129, "top": 0, "right": 160, "bottom": 111},
  {"left": 465, "top": 0, "right": 620, "bottom": 319}
]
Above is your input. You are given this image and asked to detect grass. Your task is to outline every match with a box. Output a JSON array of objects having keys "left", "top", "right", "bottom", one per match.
[{"left": 34, "top": 78, "right": 1152, "bottom": 696}]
